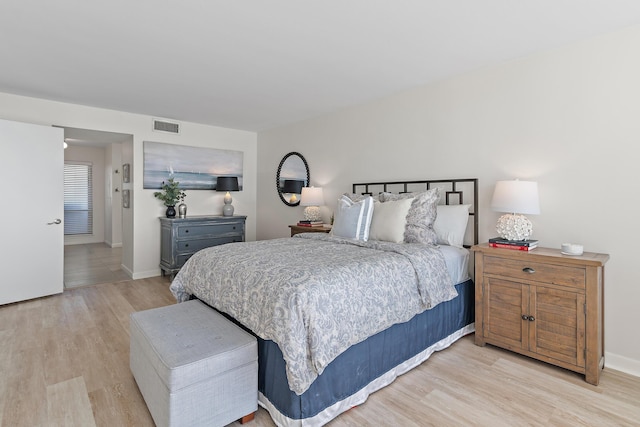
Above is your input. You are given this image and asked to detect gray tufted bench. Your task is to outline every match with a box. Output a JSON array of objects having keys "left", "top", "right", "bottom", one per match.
[{"left": 130, "top": 299, "right": 257, "bottom": 427}]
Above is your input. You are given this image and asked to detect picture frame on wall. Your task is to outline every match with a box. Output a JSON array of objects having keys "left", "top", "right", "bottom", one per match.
[
  {"left": 123, "top": 163, "right": 131, "bottom": 183},
  {"left": 143, "top": 141, "right": 244, "bottom": 190}
]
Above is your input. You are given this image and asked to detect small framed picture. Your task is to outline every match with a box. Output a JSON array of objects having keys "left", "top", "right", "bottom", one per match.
[
  {"left": 123, "top": 163, "right": 131, "bottom": 183},
  {"left": 122, "top": 189, "right": 130, "bottom": 208}
]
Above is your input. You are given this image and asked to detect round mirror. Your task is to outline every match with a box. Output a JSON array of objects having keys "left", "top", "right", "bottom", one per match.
[{"left": 276, "top": 152, "right": 310, "bottom": 206}]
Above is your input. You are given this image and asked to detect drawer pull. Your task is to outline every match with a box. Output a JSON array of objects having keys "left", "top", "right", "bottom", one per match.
[
  {"left": 521, "top": 314, "right": 528, "bottom": 321},
  {"left": 522, "top": 267, "right": 535, "bottom": 274},
  {"left": 185, "top": 244, "right": 189, "bottom": 247},
  {"left": 528, "top": 315, "right": 535, "bottom": 321},
  {"left": 521, "top": 314, "right": 535, "bottom": 322},
  {"left": 185, "top": 229, "right": 189, "bottom": 233}
]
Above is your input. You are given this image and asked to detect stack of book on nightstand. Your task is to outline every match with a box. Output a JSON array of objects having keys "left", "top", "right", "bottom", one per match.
[
  {"left": 297, "top": 220, "right": 324, "bottom": 227},
  {"left": 488, "top": 237, "right": 538, "bottom": 251}
]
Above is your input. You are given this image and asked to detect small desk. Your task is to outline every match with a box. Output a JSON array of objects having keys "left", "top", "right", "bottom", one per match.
[{"left": 289, "top": 225, "right": 332, "bottom": 237}]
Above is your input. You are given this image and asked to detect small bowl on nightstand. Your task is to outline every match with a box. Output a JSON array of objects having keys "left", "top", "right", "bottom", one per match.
[{"left": 561, "top": 243, "right": 583, "bottom": 256}]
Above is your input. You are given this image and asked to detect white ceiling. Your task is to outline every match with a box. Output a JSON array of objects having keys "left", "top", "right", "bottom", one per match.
[{"left": 2, "top": 1, "right": 640, "bottom": 132}]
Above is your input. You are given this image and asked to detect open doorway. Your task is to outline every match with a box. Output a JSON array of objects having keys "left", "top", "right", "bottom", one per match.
[{"left": 61, "top": 126, "right": 133, "bottom": 288}]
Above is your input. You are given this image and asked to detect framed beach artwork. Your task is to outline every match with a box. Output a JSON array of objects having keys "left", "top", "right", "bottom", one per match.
[{"left": 143, "top": 141, "right": 244, "bottom": 190}]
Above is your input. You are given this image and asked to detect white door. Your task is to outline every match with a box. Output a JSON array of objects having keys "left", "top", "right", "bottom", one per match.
[{"left": 1, "top": 118, "right": 64, "bottom": 305}]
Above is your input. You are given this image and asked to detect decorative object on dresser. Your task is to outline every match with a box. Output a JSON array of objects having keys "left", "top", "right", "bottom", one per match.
[
  {"left": 472, "top": 243, "right": 609, "bottom": 385},
  {"left": 216, "top": 176, "right": 239, "bottom": 216},
  {"left": 178, "top": 202, "right": 187, "bottom": 218},
  {"left": 153, "top": 177, "right": 186, "bottom": 218},
  {"left": 300, "top": 186, "right": 324, "bottom": 222},
  {"left": 288, "top": 224, "right": 331, "bottom": 237},
  {"left": 561, "top": 243, "right": 584, "bottom": 256},
  {"left": 160, "top": 215, "right": 246, "bottom": 278},
  {"left": 491, "top": 180, "right": 540, "bottom": 241}
]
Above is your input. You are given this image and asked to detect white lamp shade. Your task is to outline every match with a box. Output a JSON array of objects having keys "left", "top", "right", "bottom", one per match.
[
  {"left": 300, "top": 187, "right": 324, "bottom": 206},
  {"left": 491, "top": 180, "right": 540, "bottom": 215}
]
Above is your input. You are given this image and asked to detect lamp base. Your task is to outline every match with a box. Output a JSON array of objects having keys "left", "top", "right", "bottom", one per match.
[
  {"left": 496, "top": 213, "right": 533, "bottom": 241},
  {"left": 223, "top": 192, "right": 234, "bottom": 216},
  {"left": 303, "top": 206, "right": 321, "bottom": 222},
  {"left": 223, "top": 204, "right": 234, "bottom": 216}
]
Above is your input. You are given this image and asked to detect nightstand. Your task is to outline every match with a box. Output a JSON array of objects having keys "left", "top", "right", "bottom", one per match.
[
  {"left": 289, "top": 225, "right": 332, "bottom": 237},
  {"left": 472, "top": 243, "right": 609, "bottom": 385}
]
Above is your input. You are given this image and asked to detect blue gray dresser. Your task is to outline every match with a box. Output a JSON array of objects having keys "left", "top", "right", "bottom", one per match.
[{"left": 160, "top": 215, "right": 246, "bottom": 278}]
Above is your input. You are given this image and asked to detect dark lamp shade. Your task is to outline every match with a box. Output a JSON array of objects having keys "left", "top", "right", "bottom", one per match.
[
  {"left": 282, "top": 179, "right": 304, "bottom": 194},
  {"left": 216, "top": 176, "right": 239, "bottom": 192}
]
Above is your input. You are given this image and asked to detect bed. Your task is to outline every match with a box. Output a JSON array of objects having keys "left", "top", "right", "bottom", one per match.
[{"left": 170, "top": 178, "right": 478, "bottom": 426}]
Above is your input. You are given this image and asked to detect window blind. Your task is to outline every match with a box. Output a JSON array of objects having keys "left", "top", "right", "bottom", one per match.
[{"left": 64, "top": 162, "right": 93, "bottom": 235}]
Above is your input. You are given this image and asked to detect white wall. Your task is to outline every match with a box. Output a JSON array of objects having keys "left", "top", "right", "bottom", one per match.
[
  {"left": 63, "top": 145, "right": 106, "bottom": 245},
  {"left": 257, "top": 25, "right": 640, "bottom": 376},
  {"left": 104, "top": 142, "right": 124, "bottom": 248},
  {"left": 0, "top": 93, "right": 258, "bottom": 279}
]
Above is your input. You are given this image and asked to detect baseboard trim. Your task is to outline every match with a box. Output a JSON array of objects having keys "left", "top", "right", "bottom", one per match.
[
  {"left": 120, "top": 264, "right": 134, "bottom": 279},
  {"left": 131, "top": 269, "right": 162, "bottom": 280},
  {"left": 605, "top": 351, "right": 640, "bottom": 378}
]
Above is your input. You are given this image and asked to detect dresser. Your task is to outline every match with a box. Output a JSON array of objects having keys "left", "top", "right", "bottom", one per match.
[
  {"left": 472, "top": 243, "right": 609, "bottom": 385},
  {"left": 160, "top": 216, "right": 246, "bottom": 277}
]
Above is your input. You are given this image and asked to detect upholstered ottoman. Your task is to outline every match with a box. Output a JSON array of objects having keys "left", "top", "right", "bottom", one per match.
[{"left": 130, "top": 300, "right": 257, "bottom": 427}]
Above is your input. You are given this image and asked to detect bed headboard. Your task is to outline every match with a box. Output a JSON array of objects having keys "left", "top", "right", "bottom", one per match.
[{"left": 352, "top": 178, "right": 479, "bottom": 247}]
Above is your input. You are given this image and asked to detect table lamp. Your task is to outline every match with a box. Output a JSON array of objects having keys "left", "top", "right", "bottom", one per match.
[
  {"left": 300, "top": 187, "right": 324, "bottom": 222},
  {"left": 491, "top": 180, "right": 540, "bottom": 241},
  {"left": 216, "top": 176, "right": 239, "bottom": 216}
]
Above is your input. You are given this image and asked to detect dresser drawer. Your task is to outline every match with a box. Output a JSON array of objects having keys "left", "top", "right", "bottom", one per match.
[
  {"left": 177, "top": 222, "right": 243, "bottom": 238},
  {"left": 483, "top": 255, "right": 586, "bottom": 289},
  {"left": 177, "top": 236, "right": 242, "bottom": 253}
]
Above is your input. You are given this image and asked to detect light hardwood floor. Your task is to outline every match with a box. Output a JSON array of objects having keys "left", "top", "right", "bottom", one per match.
[
  {"left": 1, "top": 276, "right": 639, "bottom": 426},
  {"left": 64, "top": 243, "right": 129, "bottom": 289}
]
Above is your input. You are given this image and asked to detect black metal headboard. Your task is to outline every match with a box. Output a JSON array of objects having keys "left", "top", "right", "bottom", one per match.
[{"left": 352, "top": 178, "right": 479, "bottom": 247}]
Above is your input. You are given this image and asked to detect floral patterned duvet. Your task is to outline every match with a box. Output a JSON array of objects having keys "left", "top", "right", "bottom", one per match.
[{"left": 170, "top": 233, "right": 456, "bottom": 395}]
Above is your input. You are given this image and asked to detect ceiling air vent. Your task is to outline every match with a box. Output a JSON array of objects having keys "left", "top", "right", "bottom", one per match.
[{"left": 153, "top": 118, "right": 181, "bottom": 134}]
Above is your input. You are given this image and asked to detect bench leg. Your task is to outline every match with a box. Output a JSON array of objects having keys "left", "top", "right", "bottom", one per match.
[{"left": 239, "top": 412, "right": 255, "bottom": 424}]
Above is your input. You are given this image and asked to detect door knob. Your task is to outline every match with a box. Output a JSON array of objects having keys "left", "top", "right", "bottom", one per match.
[{"left": 47, "top": 219, "right": 62, "bottom": 225}]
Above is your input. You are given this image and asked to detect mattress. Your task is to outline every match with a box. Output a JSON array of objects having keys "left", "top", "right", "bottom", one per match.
[{"left": 439, "top": 245, "right": 470, "bottom": 284}]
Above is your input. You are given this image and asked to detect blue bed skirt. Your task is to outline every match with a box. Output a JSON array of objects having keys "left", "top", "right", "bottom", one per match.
[{"left": 244, "top": 279, "right": 475, "bottom": 425}]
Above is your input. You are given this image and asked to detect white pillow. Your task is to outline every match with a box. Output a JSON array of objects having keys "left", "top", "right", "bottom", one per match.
[
  {"left": 434, "top": 204, "right": 471, "bottom": 248},
  {"left": 368, "top": 198, "right": 413, "bottom": 243},
  {"left": 331, "top": 195, "right": 374, "bottom": 241}
]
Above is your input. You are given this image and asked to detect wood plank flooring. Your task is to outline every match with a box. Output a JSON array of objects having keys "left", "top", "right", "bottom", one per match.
[
  {"left": 1, "top": 275, "right": 639, "bottom": 426},
  {"left": 64, "top": 243, "right": 129, "bottom": 289}
]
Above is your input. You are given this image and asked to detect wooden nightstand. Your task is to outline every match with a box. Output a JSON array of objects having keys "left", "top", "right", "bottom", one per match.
[
  {"left": 472, "top": 243, "right": 609, "bottom": 385},
  {"left": 289, "top": 225, "right": 332, "bottom": 237}
]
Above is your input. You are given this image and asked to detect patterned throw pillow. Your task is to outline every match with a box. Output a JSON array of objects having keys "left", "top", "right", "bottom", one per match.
[
  {"left": 379, "top": 187, "right": 440, "bottom": 245},
  {"left": 331, "top": 195, "right": 375, "bottom": 241}
]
